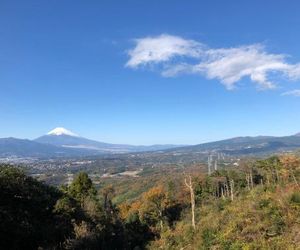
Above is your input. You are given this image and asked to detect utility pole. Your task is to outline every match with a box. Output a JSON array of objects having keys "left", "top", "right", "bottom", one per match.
[
  {"left": 214, "top": 160, "right": 218, "bottom": 171},
  {"left": 208, "top": 155, "right": 212, "bottom": 175}
]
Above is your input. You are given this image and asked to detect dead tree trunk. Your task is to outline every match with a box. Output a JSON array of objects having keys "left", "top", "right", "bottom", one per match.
[
  {"left": 159, "top": 210, "right": 163, "bottom": 230},
  {"left": 250, "top": 171, "right": 254, "bottom": 189},
  {"left": 246, "top": 174, "right": 250, "bottom": 191},
  {"left": 225, "top": 182, "right": 229, "bottom": 197},
  {"left": 230, "top": 179, "right": 234, "bottom": 201},
  {"left": 266, "top": 174, "right": 270, "bottom": 186},
  {"left": 184, "top": 175, "right": 196, "bottom": 230},
  {"left": 221, "top": 187, "right": 225, "bottom": 199},
  {"left": 291, "top": 171, "right": 299, "bottom": 188}
]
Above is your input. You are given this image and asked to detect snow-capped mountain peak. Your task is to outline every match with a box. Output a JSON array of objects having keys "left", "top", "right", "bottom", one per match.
[{"left": 47, "top": 127, "right": 78, "bottom": 137}]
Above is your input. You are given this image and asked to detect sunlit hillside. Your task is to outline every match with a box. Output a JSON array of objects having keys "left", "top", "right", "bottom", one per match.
[{"left": 1, "top": 154, "right": 300, "bottom": 249}]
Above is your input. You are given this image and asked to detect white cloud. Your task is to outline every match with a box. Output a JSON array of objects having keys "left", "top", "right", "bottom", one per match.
[
  {"left": 187, "top": 45, "right": 291, "bottom": 89},
  {"left": 281, "top": 89, "right": 300, "bottom": 97},
  {"left": 126, "top": 34, "right": 203, "bottom": 68},
  {"left": 126, "top": 34, "right": 300, "bottom": 90},
  {"left": 285, "top": 63, "right": 300, "bottom": 80}
]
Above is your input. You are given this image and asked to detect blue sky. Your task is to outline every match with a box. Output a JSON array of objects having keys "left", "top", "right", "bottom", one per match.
[{"left": 1, "top": 0, "right": 300, "bottom": 145}]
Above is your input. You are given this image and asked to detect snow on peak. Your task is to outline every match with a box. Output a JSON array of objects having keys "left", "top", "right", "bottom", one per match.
[{"left": 47, "top": 127, "right": 78, "bottom": 136}]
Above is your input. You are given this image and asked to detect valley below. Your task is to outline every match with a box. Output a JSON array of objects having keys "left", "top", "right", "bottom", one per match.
[{"left": 2, "top": 129, "right": 300, "bottom": 249}]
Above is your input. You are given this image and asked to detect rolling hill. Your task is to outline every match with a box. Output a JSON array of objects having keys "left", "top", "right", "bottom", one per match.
[
  {"left": 1, "top": 127, "right": 300, "bottom": 158},
  {"left": 0, "top": 128, "right": 182, "bottom": 157},
  {"left": 167, "top": 134, "right": 300, "bottom": 155}
]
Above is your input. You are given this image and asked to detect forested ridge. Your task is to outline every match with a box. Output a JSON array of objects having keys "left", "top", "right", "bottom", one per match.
[{"left": 1, "top": 154, "right": 300, "bottom": 249}]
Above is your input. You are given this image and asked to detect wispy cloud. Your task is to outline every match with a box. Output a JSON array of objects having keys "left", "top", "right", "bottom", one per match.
[
  {"left": 126, "top": 34, "right": 300, "bottom": 90},
  {"left": 281, "top": 89, "right": 300, "bottom": 97},
  {"left": 126, "top": 34, "right": 203, "bottom": 68}
]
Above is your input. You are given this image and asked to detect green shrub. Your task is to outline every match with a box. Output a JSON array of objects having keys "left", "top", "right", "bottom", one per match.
[
  {"left": 290, "top": 192, "right": 300, "bottom": 205},
  {"left": 217, "top": 198, "right": 230, "bottom": 211},
  {"left": 201, "top": 228, "right": 216, "bottom": 249},
  {"left": 259, "top": 198, "right": 270, "bottom": 208}
]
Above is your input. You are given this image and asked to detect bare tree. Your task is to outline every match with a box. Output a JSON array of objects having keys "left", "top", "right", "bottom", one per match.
[
  {"left": 224, "top": 182, "right": 229, "bottom": 197},
  {"left": 230, "top": 179, "right": 234, "bottom": 201},
  {"left": 246, "top": 173, "right": 250, "bottom": 191},
  {"left": 184, "top": 174, "right": 196, "bottom": 230},
  {"left": 221, "top": 187, "right": 225, "bottom": 199},
  {"left": 250, "top": 170, "right": 254, "bottom": 189}
]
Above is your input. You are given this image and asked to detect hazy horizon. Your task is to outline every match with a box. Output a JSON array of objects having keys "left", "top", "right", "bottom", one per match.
[{"left": 2, "top": 126, "right": 300, "bottom": 147}]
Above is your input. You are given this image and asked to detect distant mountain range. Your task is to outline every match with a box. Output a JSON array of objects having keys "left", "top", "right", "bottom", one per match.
[
  {"left": 1, "top": 127, "right": 300, "bottom": 158},
  {"left": 0, "top": 127, "right": 181, "bottom": 158},
  {"left": 166, "top": 134, "right": 300, "bottom": 155}
]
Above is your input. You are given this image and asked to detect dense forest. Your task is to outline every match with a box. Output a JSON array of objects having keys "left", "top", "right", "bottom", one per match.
[{"left": 1, "top": 154, "right": 300, "bottom": 249}]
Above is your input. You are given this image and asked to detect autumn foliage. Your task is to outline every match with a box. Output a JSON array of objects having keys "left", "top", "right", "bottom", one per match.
[{"left": 1, "top": 153, "right": 300, "bottom": 249}]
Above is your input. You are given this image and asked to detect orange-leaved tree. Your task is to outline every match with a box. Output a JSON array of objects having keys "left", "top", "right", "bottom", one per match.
[
  {"left": 140, "top": 185, "right": 169, "bottom": 230},
  {"left": 279, "top": 154, "right": 300, "bottom": 187}
]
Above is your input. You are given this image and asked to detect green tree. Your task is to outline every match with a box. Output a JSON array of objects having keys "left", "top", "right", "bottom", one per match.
[
  {"left": 0, "top": 165, "right": 68, "bottom": 249},
  {"left": 69, "top": 172, "right": 96, "bottom": 204}
]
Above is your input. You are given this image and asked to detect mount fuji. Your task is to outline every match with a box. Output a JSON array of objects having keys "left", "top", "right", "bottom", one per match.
[
  {"left": 1, "top": 127, "right": 300, "bottom": 158},
  {"left": 47, "top": 127, "right": 78, "bottom": 136},
  {"left": 34, "top": 127, "right": 181, "bottom": 153}
]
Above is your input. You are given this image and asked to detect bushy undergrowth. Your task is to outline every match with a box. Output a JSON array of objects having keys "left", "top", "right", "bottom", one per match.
[{"left": 148, "top": 185, "right": 300, "bottom": 249}]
